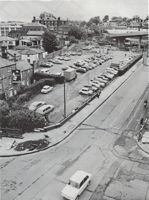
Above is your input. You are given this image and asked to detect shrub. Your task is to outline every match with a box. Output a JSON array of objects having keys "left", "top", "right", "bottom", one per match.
[
  {"left": 7, "top": 109, "right": 46, "bottom": 133},
  {"left": 16, "top": 92, "right": 32, "bottom": 104}
]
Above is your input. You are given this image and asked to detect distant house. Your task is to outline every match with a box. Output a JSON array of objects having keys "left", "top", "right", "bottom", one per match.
[
  {"left": 32, "top": 12, "right": 68, "bottom": 28},
  {"left": 0, "top": 57, "right": 33, "bottom": 99},
  {"left": 0, "top": 21, "right": 23, "bottom": 37},
  {"left": 0, "top": 36, "right": 16, "bottom": 50},
  {"left": 18, "top": 47, "right": 47, "bottom": 65}
]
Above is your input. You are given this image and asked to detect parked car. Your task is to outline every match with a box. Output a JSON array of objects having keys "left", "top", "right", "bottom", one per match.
[
  {"left": 41, "top": 85, "right": 53, "bottom": 94},
  {"left": 95, "top": 77, "right": 108, "bottom": 84},
  {"left": 61, "top": 170, "right": 92, "bottom": 200},
  {"left": 90, "top": 81, "right": 101, "bottom": 89},
  {"left": 52, "top": 59, "right": 62, "bottom": 64},
  {"left": 79, "top": 87, "right": 93, "bottom": 95},
  {"left": 103, "top": 72, "right": 115, "bottom": 79},
  {"left": 76, "top": 67, "right": 87, "bottom": 73},
  {"left": 36, "top": 104, "right": 54, "bottom": 115},
  {"left": 28, "top": 101, "right": 46, "bottom": 111},
  {"left": 40, "top": 62, "right": 53, "bottom": 68},
  {"left": 39, "top": 69, "right": 51, "bottom": 74},
  {"left": 63, "top": 57, "right": 71, "bottom": 61}
]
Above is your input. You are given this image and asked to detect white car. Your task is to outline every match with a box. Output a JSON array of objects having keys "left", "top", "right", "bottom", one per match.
[
  {"left": 79, "top": 87, "right": 93, "bottom": 95},
  {"left": 64, "top": 57, "right": 71, "bottom": 61},
  {"left": 41, "top": 85, "right": 53, "bottom": 94},
  {"left": 53, "top": 59, "right": 62, "bottom": 64},
  {"left": 61, "top": 170, "right": 92, "bottom": 200},
  {"left": 36, "top": 104, "right": 54, "bottom": 115},
  {"left": 28, "top": 101, "right": 46, "bottom": 111}
]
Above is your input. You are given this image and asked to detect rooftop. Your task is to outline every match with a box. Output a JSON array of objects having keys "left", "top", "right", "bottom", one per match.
[
  {"left": 16, "top": 60, "right": 32, "bottom": 71},
  {"left": 0, "top": 36, "right": 16, "bottom": 42},
  {"left": 0, "top": 57, "right": 15, "bottom": 69},
  {"left": 27, "top": 30, "right": 44, "bottom": 36},
  {"left": 23, "top": 22, "right": 46, "bottom": 28}
]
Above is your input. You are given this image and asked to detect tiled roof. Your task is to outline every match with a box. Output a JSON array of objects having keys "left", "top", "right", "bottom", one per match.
[
  {"left": 19, "top": 49, "right": 38, "bottom": 55},
  {"left": 0, "top": 57, "right": 15, "bottom": 68},
  {"left": 16, "top": 60, "right": 32, "bottom": 71},
  {"left": 27, "top": 30, "right": 44, "bottom": 36},
  {"left": 7, "top": 49, "right": 21, "bottom": 57},
  {"left": 23, "top": 22, "right": 46, "bottom": 28}
]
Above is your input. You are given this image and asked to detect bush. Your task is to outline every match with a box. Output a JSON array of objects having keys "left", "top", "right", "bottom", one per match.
[
  {"left": 16, "top": 92, "right": 32, "bottom": 104},
  {"left": 7, "top": 109, "right": 46, "bottom": 133}
]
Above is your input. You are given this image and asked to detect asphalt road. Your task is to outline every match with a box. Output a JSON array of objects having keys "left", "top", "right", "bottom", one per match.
[{"left": 0, "top": 60, "right": 148, "bottom": 200}]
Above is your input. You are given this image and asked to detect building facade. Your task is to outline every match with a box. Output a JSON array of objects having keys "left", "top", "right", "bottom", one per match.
[
  {"left": 0, "top": 57, "right": 33, "bottom": 99},
  {"left": 0, "top": 21, "right": 23, "bottom": 37},
  {"left": 32, "top": 12, "right": 68, "bottom": 29}
]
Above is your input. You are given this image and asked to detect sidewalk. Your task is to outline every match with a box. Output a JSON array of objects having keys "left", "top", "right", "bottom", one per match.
[{"left": 0, "top": 59, "right": 143, "bottom": 157}]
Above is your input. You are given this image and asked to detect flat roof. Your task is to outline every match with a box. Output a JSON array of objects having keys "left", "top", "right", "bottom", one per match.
[{"left": 109, "top": 31, "right": 148, "bottom": 38}]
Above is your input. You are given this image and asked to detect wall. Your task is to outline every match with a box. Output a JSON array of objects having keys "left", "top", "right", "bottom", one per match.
[{"left": 21, "top": 54, "right": 39, "bottom": 65}]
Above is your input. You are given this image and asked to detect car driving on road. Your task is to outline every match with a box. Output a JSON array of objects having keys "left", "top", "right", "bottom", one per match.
[{"left": 61, "top": 170, "right": 92, "bottom": 200}]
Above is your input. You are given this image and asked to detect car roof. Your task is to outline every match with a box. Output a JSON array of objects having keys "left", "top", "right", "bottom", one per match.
[
  {"left": 69, "top": 170, "right": 90, "bottom": 184},
  {"left": 37, "top": 104, "right": 52, "bottom": 110},
  {"left": 31, "top": 101, "right": 45, "bottom": 106}
]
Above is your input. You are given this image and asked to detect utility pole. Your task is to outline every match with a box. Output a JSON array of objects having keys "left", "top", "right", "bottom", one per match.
[{"left": 64, "top": 78, "right": 66, "bottom": 118}]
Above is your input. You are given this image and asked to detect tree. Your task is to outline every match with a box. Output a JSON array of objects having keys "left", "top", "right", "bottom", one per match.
[
  {"left": 80, "top": 21, "right": 87, "bottom": 27},
  {"left": 7, "top": 109, "right": 46, "bottom": 132},
  {"left": 0, "top": 100, "right": 10, "bottom": 128},
  {"left": 88, "top": 16, "right": 101, "bottom": 25},
  {"left": 42, "top": 30, "right": 58, "bottom": 53},
  {"left": 68, "top": 26, "right": 86, "bottom": 40},
  {"left": 103, "top": 15, "right": 109, "bottom": 22}
]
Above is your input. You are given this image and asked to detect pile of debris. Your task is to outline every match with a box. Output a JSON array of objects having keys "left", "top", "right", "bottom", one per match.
[{"left": 14, "top": 139, "right": 50, "bottom": 151}]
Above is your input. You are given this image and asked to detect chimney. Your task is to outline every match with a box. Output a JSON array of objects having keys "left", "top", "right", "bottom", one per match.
[
  {"left": 32, "top": 16, "right": 36, "bottom": 22},
  {"left": 1, "top": 45, "right": 7, "bottom": 59},
  {"left": 14, "top": 53, "right": 17, "bottom": 62}
]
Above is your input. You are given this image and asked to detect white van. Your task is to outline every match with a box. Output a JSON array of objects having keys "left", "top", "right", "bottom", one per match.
[{"left": 36, "top": 104, "right": 54, "bottom": 115}]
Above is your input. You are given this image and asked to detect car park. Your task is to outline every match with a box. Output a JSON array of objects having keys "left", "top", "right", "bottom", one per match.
[
  {"left": 61, "top": 170, "right": 92, "bottom": 200},
  {"left": 36, "top": 104, "right": 54, "bottom": 115},
  {"left": 28, "top": 101, "right": 46, "bottom": 111},
  {"left": 79, "top": 87, "right": 93, "bottom": 95},
  {"left": 41, "top": 85, "right": 53, "bottom": 94}
]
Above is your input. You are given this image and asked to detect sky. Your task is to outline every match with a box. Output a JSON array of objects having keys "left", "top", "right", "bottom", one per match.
[{"left": 0, "top": 0, "right": 148, "bottom": 22}]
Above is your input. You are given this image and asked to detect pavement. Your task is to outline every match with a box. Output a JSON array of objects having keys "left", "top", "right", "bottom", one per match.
[{"left": 0, "top": 58, "right": 148, "bottom": 157}]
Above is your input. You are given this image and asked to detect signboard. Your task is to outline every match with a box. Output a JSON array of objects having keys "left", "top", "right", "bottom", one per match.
[{"left": 12, "top": 70, "right": 21, "bottom": 83}]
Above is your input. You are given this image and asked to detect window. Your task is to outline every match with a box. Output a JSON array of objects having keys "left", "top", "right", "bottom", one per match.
[{"left": 79, "top": 176, "right": 89, "bottom": 188}]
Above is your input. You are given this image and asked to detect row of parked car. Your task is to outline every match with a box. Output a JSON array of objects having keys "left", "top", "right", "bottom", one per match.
[
  {"left": 28, "top": 101, "right": 54, "bottom": 115},
  {"left": 79, "top": 64, "right": 119, "bottom": 96},
  {"left": 40, "top": 51, "right": 82, "bottom": 68},
  {"left": 69, "top": 54, "right": 112, "bottom": 73}
]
